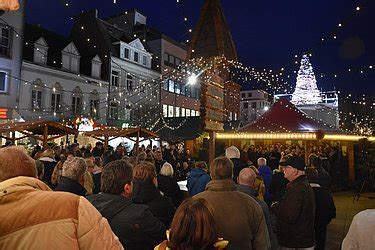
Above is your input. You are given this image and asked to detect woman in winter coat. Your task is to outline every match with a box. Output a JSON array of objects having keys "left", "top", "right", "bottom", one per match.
[
  {"left": 157, "top": 162, "right": 183, "bottom": 207},
  {"left": 133, "top": 162, "right": 176, "bottom": 227},
  {"left": 257, "top": 158, "right": 273, "bottom": 207},
  {"left": 187, "top": 162, "right": 211, "bottom": 196}
]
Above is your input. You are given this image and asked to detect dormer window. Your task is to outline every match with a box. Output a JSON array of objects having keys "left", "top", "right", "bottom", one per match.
[
  {"left": 124, "top": 48, "right": 130, "bottom": 59},
  {"left": 33, "top": 37, "right": 48, "bottom": 65},
  {"left": 62, "top": 42, "right": 80, "bottom": 73},
  {"left": 134, "top": 51, "right": 139, "bottom": 62},
  {"left": 142, "top": 55, "right": 147, "bottom": 66},
  {"left": 91, "top": 55, "right": 102, "bottom": 78}
]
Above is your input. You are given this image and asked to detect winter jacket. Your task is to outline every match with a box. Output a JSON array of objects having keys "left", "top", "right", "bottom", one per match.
[
  {"left": 39, "top": 156, "right": 57, "bottom": 188},
  {"left": 342, "top": 209, "right": 375, "bottom": 250},
  {"left": 194, "top": 179, "right": 271, "bottom": 250},
  {"left": 317, "top": 167, "right": 332, "bottom": 191},
  {"left": 132, "top": 179, "right": 176, "bottom": 227},
  {"left": 310, "top": 183, "right": 336, "bottom": 250},
  {"left": 187, "top": 168, "right": 211, "bottom": 196},
  {"left": 0, "top": 176, "right": 123, "bottom": 249},
  {"left": 269, "top": 171, "right": 288, "bottom": 202},
  {"left": 271, "top": 175, "right": 315, "bottom": 248},
  {"left": 87, "top": 193, "right": 165, "bottom": 250},
  {"left": 236, "top": 184, "right": 278, "bottom": 250},
  {"left": 54, "top": 176, "right": 87, "bottom": 196},
  {"left": 258, "top": 165, "right": 273, "bottom": 201},
  {"left": 157, "top": 175, "right": 183, "bottom": 207},
  {"left": 230, "top": 158, "right": 248, "bottom": 183}
]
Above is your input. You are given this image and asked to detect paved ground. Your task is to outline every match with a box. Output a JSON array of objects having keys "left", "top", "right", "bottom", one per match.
[{"left": 326, "top": 191, "right": 375, "bottom": 250}]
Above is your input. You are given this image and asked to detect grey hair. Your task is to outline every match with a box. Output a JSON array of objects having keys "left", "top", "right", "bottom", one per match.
[
  {"left": 257, "top": 157, "right": 267, "bottom": 167},
  {"left": 160, "top": 162, "right": 174, "bottom": 177},
  {"left": 62, "top": 157, "right": 87, "bottom": 181}
]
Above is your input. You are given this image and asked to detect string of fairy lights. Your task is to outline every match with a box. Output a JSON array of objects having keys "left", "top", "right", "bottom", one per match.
[{"left": 1, "top": 0, "right": 373, "bottom": 135}]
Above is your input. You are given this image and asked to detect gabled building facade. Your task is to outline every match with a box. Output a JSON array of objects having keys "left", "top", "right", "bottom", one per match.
[{"left": 19, "top": 24, "right": 108, "bottom": 123}]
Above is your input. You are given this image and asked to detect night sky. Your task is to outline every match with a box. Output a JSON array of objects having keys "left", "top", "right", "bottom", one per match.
[{"left": 25, "top": 0, "right": 374, "bottom": 95}]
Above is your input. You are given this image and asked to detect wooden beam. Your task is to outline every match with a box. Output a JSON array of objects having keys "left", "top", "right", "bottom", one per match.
[
  {"left": 208, "top": 131, "right": 216, "bottom": 164},
  {"left": 42, "top": 125, "right": 48, "bottom": 149},
  {"left": 348, "top": 142, "right": 355, "bottom": 182}
]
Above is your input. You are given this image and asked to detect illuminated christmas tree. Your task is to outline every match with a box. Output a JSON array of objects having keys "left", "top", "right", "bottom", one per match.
[{"left": 291, "top": 54, "right": 322, "bottom": 105}]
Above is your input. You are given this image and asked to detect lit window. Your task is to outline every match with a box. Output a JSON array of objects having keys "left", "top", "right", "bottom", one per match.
[
  {"left": 31, "top": 89, "right": 42, "bottom": 110},
  {"left": 168, "top": 80, "right": 175, "bottom": 92},
  {"left": 163, "top": 104, "right": 168, "bottom": 117},
  {"left": 175, "top": 106, "right": 180, "bottom": 117},
  {"left": 186, "top": 109, "right": 191, "bottom": 117},
  {"left": 0, "top": 71, "right": 8, "bottom": 92},
  {"left": 181, "top": 108, "right": 186, "bottom": 117},
  {"left": 168, "top": 105, "right": 174, "bottom": 117}
]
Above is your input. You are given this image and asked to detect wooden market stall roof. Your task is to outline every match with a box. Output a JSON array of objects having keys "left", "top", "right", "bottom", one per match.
[{"left": 0, "top": 121, "right": 76, "bottom": 148}]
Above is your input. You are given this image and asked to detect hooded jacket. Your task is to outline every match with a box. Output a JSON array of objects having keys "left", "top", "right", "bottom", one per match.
[
  {"left": 132, "top": 179, "right": 176, "bottom": 227},
  {"left": 187, "top": 168, "right": 211, "bottom": 196},
  {"left": 87, "top": 193, "right": 165, "bottom": 250},
  {"left": 0, "top": 177, "right": 122, "bottom": 249}
]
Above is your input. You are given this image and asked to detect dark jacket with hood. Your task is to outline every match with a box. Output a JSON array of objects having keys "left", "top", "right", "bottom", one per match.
[
  {"left": 187, "top": 168, "right": 211, "bottom": 196},
  {"left": 54, "top": 176, "right": 86, "bottom": 196},
  {"left": 132, "top": 179, "right": 176, "bottom": 227},
  {"left": 87, "top": 193, "right": 165, "bottom": 250},
  {"left": 271, "top": 175, "right": 315, "bottom": 248}
]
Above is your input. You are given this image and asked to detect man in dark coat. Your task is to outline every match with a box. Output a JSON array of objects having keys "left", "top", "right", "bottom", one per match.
[
  {"left": 271, "top": 156, "right": 316, "bottom": 249},
  {"left": 87, "top": 160, "right": 165, "bottom": 250},
  {"left": 311, "top": 156, "right": 332, "bottom": 191},
  {"left": 92, "top": 141, "right": 104, "bottom": 157},
  {"left": 54, "top": 157, "right": 87, "bottom": 196},
  {"left": 225, "top": 146, "right": 248, "bottom": 183},
  {"left": 153, "top": 150, "right": 166, "bottom": 174},
  {"left": 306, "top": 168, "right": 336, "bottom": 250}
]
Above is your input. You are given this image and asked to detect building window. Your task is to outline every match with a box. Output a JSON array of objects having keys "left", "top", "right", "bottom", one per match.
[
  {"left": 252, "top": 102, "right": 256, "bottom": 109},
  {"left": 164, "top": 53, "right": 169, "bottom": 63},
  {"left": 241, "top": 93, "right": 245, "bottom": 98},
  {"left": 168, "top": 80, "right": 175, "bottom": 92},
  {"left": 126, "top": 74, "right": 133, "bottom": 91},
  {"left": 163, "top": 104, "right": 168, "bottom": 117},
  {"left": 163, "top": 80, "right": 169, "bottom": 90},
  {"left": 142, "top": 55, "right": 147, "bottom": 66},
  {"left": 181, "top": 85, "right": 186, "bottom": 96},
  {"left": 175, "top": 106, "right": 180, "bottom": 117},
  {"left": 0, "top": 26, "right": 11, "bottom": 57},
  {"left": 140, "top": 82, "right": 146, "bottom": 93},
  {"left": 248, "top": 93, "right": 252, "bottom": 98},
  {"left": 111, "top": 70, "right": 119, "bottom": 87},
  {"left": 31, "top": 90, "right": 42, "bottom": 110},
  {"left": 134, "top": 51, "right": 139, "bottom": 62},
  {"left": 175, "top": 82, "right": 181, "bottom": 94},
  {"left": 72, "top": 96, "right": 81, "bottom": 115},
  {"left": 51, "top": 93, "right": 61, "bottom": 112},
  {"left": 0, "top": 71, "right": 8, "bottom": 92},
  {"left": 244, "top": 102, "right": 249, "bottom": 109},
  {"left": 181, "top": 108, "right": 186, "bottom": 117},
  {"left": 175, "top": 58, "right": 181, "bottom": 66},
  {"left": 186, "top": 109, "right": 191, "bottom": 117},
  {"left": 234, "top": 113, "right": 238, "bottom": 120},
  {"left": 109, "top": 102, "right": 118, "bottom": 119},
  {"left": 90, "top": 99, "right": 99, "bottom": 118},
  {"left": 124, "top": 48, "right": 129, "bottom": 59},
  {"left": 168, "top": 105, "right": 174, "bottom": 117}
]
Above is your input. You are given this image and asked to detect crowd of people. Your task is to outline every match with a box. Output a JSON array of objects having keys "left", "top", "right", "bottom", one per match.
[{"left": 0, "top": 140, "right": 370, "bottom": 249}]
